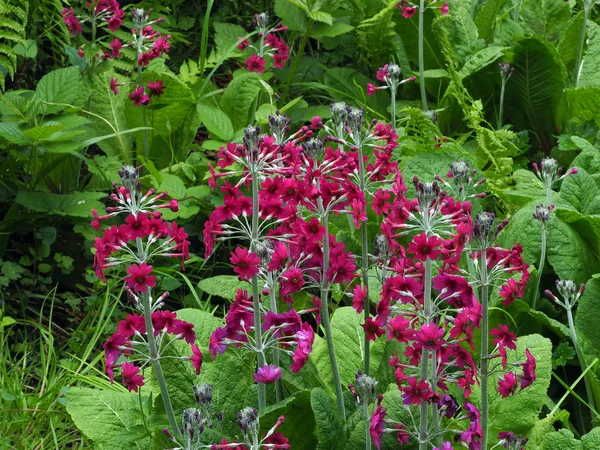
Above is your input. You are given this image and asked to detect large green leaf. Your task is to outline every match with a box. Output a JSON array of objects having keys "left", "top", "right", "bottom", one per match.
[
  {"left": 566, "top": 87, "right": 600, "bottom": 128},
  {"left": 444, "top": 2, "right": 485, "bottom": 65},
  {"left": 579, "top": 25, "right": 600, "bottom": 88},
  {"left": 220, "top": 72, "right": 261, "bottom": 132},
  {"left": 505, "top": 37, "right": 567, "bottom": 152},
  {"left": 558, "top": 11, "right": 585, "bottom": 71},
  {"left": 538, "top": 430, "right": 583, "bottom": 450},
  {"left": 575, "top": 278, "right": 600, "bottom": 353},
  {"left": 197, "top": 105, "right": 234, "bottom": 141},
  {"left": 36, "top": 66, "right": 85, "bottom": 114},
  {"left": 197, "top": 275, "right": 251, "bottom": 301},
  {"left": 519, "top": 0, "right": 570, "bottom": 44},
  {"left": 66, "top": 387, "right": 150, "bottom": 450},
  {"left": 475, "top": 0, "right": 505, "bottom": 42},
  {"left": 559, "top": 168, "right": 600, "bottom": 215},
  {"left": 572, "top": 147, "right": 600, "bottom": 188},
  {"left": 311, "top": 388, "right": 346, "bottom": 450},
  {"left": 14, "top": 191, "right": 106, "bottom": 217}
]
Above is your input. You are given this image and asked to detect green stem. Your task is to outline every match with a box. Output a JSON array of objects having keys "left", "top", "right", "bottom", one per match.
[
  {"left": 480, "top": 254, "right": 490, "bottom": 450},
  {"left": 281, "top": 21, "right": 313, "bottom": 103},
  {"left": 418, "top": 0, "right": 428, "bottom": 112},
  {"left": 365, "top": 402, "right": 372, "bottom": 450},
  {"left": 251, "top": 169, "right": 266, "bottom": 411},
  {"left": 567, "top": 306, "right": 596, "bottom": 414},
  {"left": 419, "top": 256, "right": 432, "bottom": 450},
  {"left": 357, "top": 147, "right": 370, "bottom": 375},
  {"left": 574, "top": 2, "right": 590, "bottom": 88},
  {"left": 498, "top": 79, "right": 506, "bottom": 129},
  {"left": 532, "top": 226, "right": 546, "bottom": 310},
  {"left": 141, "top": 291, "right": 179, "bottom": 437},
  {"left": 136, "top": 26, "right": 149, "bottom": 165},
  {"left": 269, "top": 280, "right": 283, "bottom": 403},
  {"left": 390, "top": 85, "right": 397, "bottom": 129},
  {"left": 252, "top": 34, "right": 266, "bottom": 124},
  {"left": 321, "top": 214, "right": 346, "bottom": 420}
]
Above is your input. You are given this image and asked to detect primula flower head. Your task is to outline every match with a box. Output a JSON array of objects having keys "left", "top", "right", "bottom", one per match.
[
  {"left": 121, "top": 362, "right": 144, "bottom": 392},
  {"left": 497, "top": 371, "right": 519, "bottom": 398}
]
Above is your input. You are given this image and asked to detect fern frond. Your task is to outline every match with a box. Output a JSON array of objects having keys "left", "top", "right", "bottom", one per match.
[{"left": 0, "top": 0, "right": 29, "bottom": 91}]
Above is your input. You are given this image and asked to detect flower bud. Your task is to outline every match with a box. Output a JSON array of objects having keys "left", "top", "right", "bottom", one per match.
[
  {"left": 118, "top": 165, "right": 140, "bottom": 193},
  {"left": 269, "top": 111, "right": 291, "bottom": 140},
  {"left": 386, "top": 63, "right": 401, "bottom": 82},
  {"left": 532, "top": 204, "right": 553, "bottom": 224},
  {"left": 498, "top": 431, "right": 528, "bottom": 450},
  {"left": 302, "top": 137, "right": 324, "bottom": 160},
  {"left": 556, "top": 279, "right": 578, "bottom": 303},
  {"left": 413, "top": 178, "right": 441, "bottom": 211},
  {"left": 243, "top": 125, "right": 261, "bottom": 157},
  {"left": 345, "top": 106, "right": 364, "bottom": 135},
  {"left": 182, "top": 407, "right": 205, "bottom": 440},
  {"left": 330, "top": 101, "right": 348, "bottom": 128},
  {"left": 425, "top": 109, "right": 438, "bottom": 123},
  {"left": 472, "top": 212, "right": 496, "bottom": 249},
  {"left": 374, "top": 234, "right": 391, "bottom": 259},
  {"left": 498, "top": 62, "right": 515, "bottom": 81},
  {"left": 255, "top": 12, "right": 269, "bottom": 29},
  {"left": 450, "top": 160, "right": 470, "bottom": 186},
  {"left": 355, "top": 370, "right": 378, "bottom": 403},
  {"left": 193, "top": 383, "right": 213, "bottom": 407},
  {"left": 237, "top": 406, "right": 260, "bottom": 436},
  {"left": 540, "top": 157, "right": 558, "bottom": 180},
  {"left": 131, "top": 8, "right": 148, "bottom": 26}
]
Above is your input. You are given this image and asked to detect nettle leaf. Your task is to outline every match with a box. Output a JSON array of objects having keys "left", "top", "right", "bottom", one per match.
[
  {"left": 14, "top": 191, "right": 106, "bottom": 217},
  {"left": 499, "top": 169, "right": 546, "bottom": 208},
  {"left": 155, "top": 173, "right": 186, "bottom": 200},
  {"left": 35, "top": 66, "right": 85, "bottom": 114},
  {"left": 559, "top": 169, "right": 600, "bottom": 215},
  {"left": 197, "top": 275, "right": 251, "bottom": 301},
  {"left": 505, "top": 37, "right": 566, "bottom": 152},
  {"left": 582, "top": 428, "right": 600, "bottom": 449},
  {"left": 197, "top": 105, "right": 233, "bottom": 141},
  {"left": 572, "top": 148, "right": 600, "bottom": 188},
  {"left": 519, "top": 0, "right": 570, "bottom": 44},
  {"left": 274, "top": 0, "right": 307, "bottom": 32},
  {"left": 475, "top": 0, "right": 504, "bottom": 42},
  {"left": 311, "top": 388, "right": 346, "bottom": 450},
  {"left": 66, "top": 387, "right": 150, "bottom": 450},
  {"left": 579, "top": 25, "right": 600, "bottom": 88},
  {"left": 220, "top": 72, "right": 261, "bottom": 132},
  {"left": 213, "top": 22, "right": 247, "bottom": 55},
  {"left": 309, "top": 307, "right": 385, "bottom": 397}
]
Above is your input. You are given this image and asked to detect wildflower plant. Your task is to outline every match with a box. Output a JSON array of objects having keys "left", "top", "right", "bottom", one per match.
[
  {"left": 91, "top": 165, "right": 199, "bottom": 436},
  {"left": 366, "top": 63, "right": 416, "bottom": 126},
  {"left": 237, "top": 12, "right": 289, "bottom": 74}
]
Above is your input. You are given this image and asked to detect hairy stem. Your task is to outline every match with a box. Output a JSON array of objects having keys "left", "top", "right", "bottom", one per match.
[
  {"left": 532, "top": 226, "right": 546, "bottom": 310},
  {"left": 419, "top": 256, "right": 433, "bottom": 450},
  {"left": 480, "top": 255, "right": 490, "bottom": 450},
  {"left": 136, "top": 37, "right": 149, "bottom": 165},
  {"left": 357, "top": 147, "right": 371, "bottom": 374},
  {"left": 365, "top": 402, "right": 372, "bottom": 450},
  {"left": 251, "top": 170, "right": 266, "bottom": 410},
  {"left": 141, "top": 291, "right": 179, "bottom": 436},
  {"left": 390, "top": 85, "right": 397, "bottom": 128},
  {"left": 498, "top": 79, "right": 506, "bottom": 129},
  {"left": 269, "top": 280, "right": 283, "bottom": 403},
  {"left": 321, "top": 214, "right": 346, "bottom": 420},
  {"left": 574, "top": 1, "right": 590, "bottom": 88},
  {"left": 418, "top": 0, "right": 428, "bottom": 112},
  {"left": 567, "top": 306, "right": 596, "bottom": 413}
]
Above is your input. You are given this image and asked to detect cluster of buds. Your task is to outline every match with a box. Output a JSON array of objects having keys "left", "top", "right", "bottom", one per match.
[
  {"left": 498, "top": 431, "right": 528, "bottom": 450},
  {"left": 395, "top": 0, "right": 448, "bottom": 19},
  {"left": 435, "top": 160, "right": 486, "bottom": 202},
  {"left": 367, "top": 62, "right": 416, "bottom": 97},
  {"left": 237, "top": 12, "right": 289, "bottom": 73},
  {"left": 545, "top": 279, "right": 584, "bottom": 310},
  {"left": 532, "top": 203, "right": 554, "bottom": 225},
  {"left": 209, "top": 410, "right": 289, "bottom": 450},
  {"left": 499, "top": 62, "right": 515, "bottom": 82},
  {"left": 532, "top": 157, "right": 578, "bottom": 196}
]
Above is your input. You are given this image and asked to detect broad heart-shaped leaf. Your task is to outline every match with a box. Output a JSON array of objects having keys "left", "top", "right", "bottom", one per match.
[
  {"left": 259, "top": 390, "right": 317, "bottom": 450},
  {"left": 469, "top": 334, "right": 552, "bottom": 437},
  {"left": 475, "top": 0, "right": 504, "bottom": 43},
  {"left": 88, "top": 72, "right": 133, "bottom": 162},
  {"left": 538, "top": 429, "right": 583, "bottom": 450},
  {"left": 65, "top": 387, "right": 151, "bottom": 450},
  {"left": 519, "top": 0, "right": 570, "bottom": 44},
  {"left": 309, "top": 307, "right": 385, "bottom": 398},
  {"left": 197, "top": 275, "right": 251, "bottom": 301},
  {"left": 311, "top": 388, "right": 346, "bottom": 450},
  {"left": 443, "top": 2, "right": 485, "bottom": 65},
  {"left": 36, "top": 66, "right": 85, "bottom": 115},
  {"left": 197, "top": 105, "right": 234, "bottom": 141},
  {"left": 274, "top": 0, "right": 307, "bottom": 32},
  {"left": 582, "top": 427, "right": 600, "bottom": 449},
  {"left": 505, "top": 37, "right": 567, "bottom": 153},
  {"left": 14, "top": 191, "right": 106, "bottom": 217},
  {"left": 579, "top": 25, "right": 600, "bottom": 88},
  {"left": 220, "top": 72, "right": 261, "bottom": 132},
  {"left": 498, "top": 169, "right": 546, "bottom": 210}
]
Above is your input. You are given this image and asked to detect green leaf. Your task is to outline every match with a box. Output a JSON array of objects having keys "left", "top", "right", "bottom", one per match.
[
  {"left": 579, "top": 25, "right": 600, "bottom": 88},
  {"left": 575, "top": 278, "right": 600, "bottom": 353},
  {"left": 309, "top": 11, "right": 333, "bottom": 25},
  {"left": 559, "top": 169, "right": 600, "bottom": 215},
  {"left": 12, "top": 39, "right": 37, "bottom": 58},
  {"left": 65, "top": 387, "right": 150, "bottom": 450},
  {"left": 505, "top": 37, "right": 567, "bottom": 152},
  {"left": 1, "top": 261, "right": 25, "bottom": 280},
  {"left": 558, "top": 11, "right": 585, "bottom": 70},
  {"left": 519, "top": 0, "right": 570, "bottom": 44},
  {"left": 213, "top": 22, "right": 247, "bottom": 55},
  {"left": 572, "top": 147, "right": 600, "bottom": 188},
  {"left": 486, "top": 334, "right": 553, "bottom": 434},
  {"left": 500, "top": 169, "right": 546, "bottom": 207},
  {"left": 197, "top": 275, "right": 251, "bottom": 301},
  {"left": 553, "top": 341, "right": 576, "bottom": 369},
  {"left": 443, "top": 2, "right": 486, "bottom": 65},
  {"left": 220, "top": 72, "right": 261, "bottom": 131},
  {"left": 311, "top": 388, "right": 345, "bottom": 450},
  {"left": 475, "top": 0, "right": 505, "bottom": 42},
  {"left": 566, "top": 87, "right": 600, "bottom": 128},
  {"left": 36, "top": 67, "right": 84, "bottom": 115},
  {"left": 275, "top": 0, "right": 307, "bottom": 32},
  {"left": 156, "top": 173, "right": 186, "bottom": 200},
  {"left": 538, "top": 429, "right": 583, "bottom": 450},
  {"left": 197, "top": 105, "right": 233, "bottom": 141},
  {"left": 583, "top": 428, "right": 600, "bottom": 450},
  {"left": 459, "top": 46, "right": 504, "bottom": 79},
  {"left": 14, "top": 191, "right": 106, "bottom": 218}
]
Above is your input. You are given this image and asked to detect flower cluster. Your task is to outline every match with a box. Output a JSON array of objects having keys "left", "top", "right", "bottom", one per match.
[
  {"left": 92, "top": 166, "right": 199, "bottom": 394},
  {"left": 367, "top": 62, "right": 416, "bottom": 97},
  {"left": 395, "top": 0, "right": 449, "bottom": 19},
  {"left": 237, "top": 12, "right": 289, "bottom": 74},
  {"left": 62, "top": 0, "right": 124, "bottom": 36},
  {"left": 532, "top": 157, "right": 578, "bottom": 195}
]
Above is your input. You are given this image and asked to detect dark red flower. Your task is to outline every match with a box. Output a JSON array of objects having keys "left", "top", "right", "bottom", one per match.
[{"left": 124, "top": 262, "right": 156, "bottom": 293}]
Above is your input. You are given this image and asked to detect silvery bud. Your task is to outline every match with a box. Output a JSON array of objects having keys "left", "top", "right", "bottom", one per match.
[
  {"left": 386, "top": 63, "right": 401, "bottom": 82},
  {"left": 302, "top": 137, "right": 324, "bottom": 160},
  {"left": 330, "top": 101, "right": 348, "bottom": 128},
  {"left": 193, "top": 384, "right": 213, "bottom": 406},
  {"left": 118, "top": 165, "right": 140, "bottom": 193},
  {"left": 346, "top": 106, "right": 364, "bottom": 135}
]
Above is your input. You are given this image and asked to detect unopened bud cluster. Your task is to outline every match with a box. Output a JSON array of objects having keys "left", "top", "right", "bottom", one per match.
[{"left": 532, "top": 204, "right": 554, "bottom": 224}]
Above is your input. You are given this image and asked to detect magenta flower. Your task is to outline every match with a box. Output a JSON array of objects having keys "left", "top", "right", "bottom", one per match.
[
  {"left": 254, "top": 365, "right": 282, "bottom": 384},
  {"left": 441, "top": 1, "right": 449, "bottom": 15},
  {"left": 415, "top": 323, "right": 445, "bottom": 350},
  {"left": 407, "top": 233, "right": 443, "bottom": 261},
  {"left": 174, "top": 320, "right": 196, "bottom": 344},
  {"left": 110, "top": 78, "right": 121, "bottom": 96},
  {"left": 125, "top": 262, "right": 156, "bottom": 293},
  {"left": 497, "top": 371, "right": 519, "bottom": 398},
  {"left": 246, "top": 54, "right": 267, "bottom": 73},
  {"left": 362, "top": 317, "right": 385, "bottom": 342},
  {"left": 230, "top": 247, "right": 261, "bottom": 280},
  {"left": 370, "top": 404, "right": 387, "bottom": 450},
  {"left": 110, "top": 38, "right": 122, "bottom": 58},
  {"left": 62, "top": 8, "right": 82, "bottom": 35},
  {"left": 402, "top": 376, "right": 432, "bottom": 405},
  {"left": 280, "top": 268, "right": 305, "bottom": 300},
  {"left": 520, "top": 349, "right": 536, "bottom": 389},
  {"left": 121, "top": 362, "right": 144, "bottom": 392},
  {"left": 129, "top": 86, "right": 151, "bottom": 106},
  {"left": 367, "top": 83, "right": 376, "bottom": 97},
  {"left": 116, "top": 314, "right": 146, "bottom": 338},
  {"left": 387, "top": 315, "right": 414, "bottom": 343},
  {"left": 152, "top": 310, "right": 178, "bottom": 334},
  {"left": 434, "top": 442, "right": 454, "bottom": 450},
  {"left": 352, "top": 284, "right": 367, "bottom": 313},
  {"left": 237, "top": 37, "right": 250, "bottom": 50},
  {"left": 148, "top": 80, "right": 165, "bottom": 97},
  {"left": 190, "top": 344, "right": 203, "bottom": 375}
]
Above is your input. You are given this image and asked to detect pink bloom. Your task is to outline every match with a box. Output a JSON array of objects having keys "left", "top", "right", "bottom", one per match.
[
  {"left": 254, "top": 365, "right": 282, "bottom": 384},
  {"left": 110, "top": 78, "right": 121, "bottom": 95},
  {"left": 110, "top": 38, "right": 122, "bottom": 58},
  {"left": 350, "top": 198, "right": 367, "bottom": 228},
  {"left": 153, "top": 37, "right": 170, "bottom": 56},
  {"left": 499, "top": 278, "right": 520, "bottom": 306},
  {"left": 497, "top": 372, "right": 518, "bottom": 398},
  {"left": 246, "top": 54, "right": 267, "bottom": 73},
  {"left": 152, "top": 310, "right": 178, "bottom": 334},
  {"left": 123, "top": 212, "right": 151, "bottom": 239},
  {"left": 174, "top": 320, "right": 196, "bottom": 344},
  {"left": 434, "top": 443, "right": 454, "bottom": 450},
  {"left": 407, "top": 233, "right": 443, "bottom": 261},
  {"left": 148, "top": 80, "right": 165, "bottom": 97},
  {"left": 402, "top": 6, "right": 417, "bottom": 19},
  {"left": 190, "top": 344, "right": 203, "bottom": 375},
  {"left": 415, "top": 323, "right": 445, "bottom": 350},
  {"left": 264, "top": 432, "right": 289, "bottom": 447},
  {"left": 441, "top": 1, "right": 449, "bottom": 15},
  {"left": 291, "top": 322, "right": 314, "bottom": 373},
  {"left": 387, "top": 315, "right": 414, "bottom": 343},
  {"left": 370, "top": 404, "right": 387, "bottom": 450},
  {"left": 121, "top": 362, "right": 144, "bottom": 392},
  {"left": 129, "top": 86, "right": 151, "bottom": 106},
  {"left": 352, "top": 284, "right": 367, "bottom": 313},
  {"left": 402, "top": 376, "right": 431, "bottom": 405},
  {"left": 362, "top": 317, "right": 385, "bottom": 342},
  {"left": 490, "top": 324, "right": 517, "bottom": 369},
  {"left": 520, "top": 348, "right": 536, "bottom": 389},
  {"left": 116, "top": 314, "right": 145, "bottom": 337},
  {"left": 237, "top": 37, "right": 250, "bottom": 50},
  {"left": 280, "top": 268, "right": 305, "bottom": 300},
  {"left": 230, "top": 247, "right": 261, "bottom": 280},
  {"left": 62, "top": 8, "right": 82, "bottom": 34},
  {"left": 367, "top": 83, "right": 376, "bottom": 97},
  {"left": 372, "top": 189, "right": 392, "bottom": 215},
  {"left": 125, "top": 262, "right": 156, "bottom": 293}
]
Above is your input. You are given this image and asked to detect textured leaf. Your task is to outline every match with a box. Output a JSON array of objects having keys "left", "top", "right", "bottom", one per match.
[
  {"left": 475, "top": 0, "right": 505, "bottom": 42},
  {"left": 444, "top": 2, "right": 486, "bottom": 65},
  {"left": 500, "top": 169, "right": 546, "bottom": 207},
  {"left": 575, "top": 278, "right": 600, "bottom": 353},
  {"left": 583, "top": 427, "right": 600, "bottom": 450},
  {"left": 197, "top": 275, "right": 251, "bottom": 301},
  {"left": 539, "top": 429, "right": 583, "bottom": 450},
  {"left": 559, "top": 169, "right": 600, "bottom": 215},
  {"left": 14, "top": 191, "right": 106, "bottom": 217},
  {"left": 197, "top": 105, "right": 233, "bottom": 141},
  {"left": 519, "top": 0, "right": 570, "bottom": 44},
  {"left": 459, "top": 46, "right": 504, "bottom": 79},
  {"left": 566, "top": 87, "right": 600, "bottom": 128},
  {"left": 213, "top": 22, "right": 247, "bottom": 55},
  {"left": 275, "top": 0, "right": 307, "bottom": 32},
  {"left": 572, "top": 147, "right": 600, "bottom": 188},
  {"left": 155, "top": 173, "right": 186, "bottom": 200},
  {"left": 558, "top": 11, "right": 585, "bottom": 70},
  {"left": 220, "top": 72, "right": 261, "bottom": 131},
  {"left": 36, "top": 66, "right": 84, "bottom": 114},
  {"left": 311, "top": 388, "right": 345, "bottom": 450},
  {"left": 65, "top": 387, "right": 149, "bottom": 450},
  {"left": 579, "top": 25, "right": 600, "bottom": 88},
  {"left": 505, "top": 37, "right": 567, "bottom": 152}
]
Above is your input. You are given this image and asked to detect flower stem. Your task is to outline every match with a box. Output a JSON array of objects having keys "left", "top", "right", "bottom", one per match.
[
  {"left": 418, "top": 0, "right": 428, "bottom": 112},
  {"left": 575, "top": 1, "right": 591, "bottom": 88},
  {"left": 357, "top": 147, "right": 371, "bottom": 375},
  {"left": 498, "top": 79, "right": 506, "bottom": 129},
  {"left": 390, "top": 85, "right": 397, "bottom": 129},
  {"left": 532, "top": 225, "right": 546, "bottom": 310},
  {"left": 365, "top": 402, "right": 372, "bottom": 450},
  {"left": 321, "top": 213, "right": 346, "bottom": 420},
  {"left": 419, "top": 256, "right": 432, "bottom": 450},
  {"left": 567, "top": 305, "right": 596, "bottom": 412},
  {"left": 251, "top": 169, "right": 266, "bottom": 411},
  {"left": 141, "top": 291, "right": 179, "bottom": 437},
  {"left": 269, "top": 280, "right": 283, "bottom": 403},
  {"left": 480, "top": 254, "right": 490, "bottom": 450}
]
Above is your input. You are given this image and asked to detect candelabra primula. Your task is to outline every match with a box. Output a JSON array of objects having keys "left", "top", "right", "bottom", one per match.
[
  {"left": 366, "top": 63, "right": 416, "bottom": 126},
  {"left": 236, "top": 12, "right": 289, "bottom": 74},
  {"left": 92, "top": 165, "right": 197, "bottom": 436}
]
